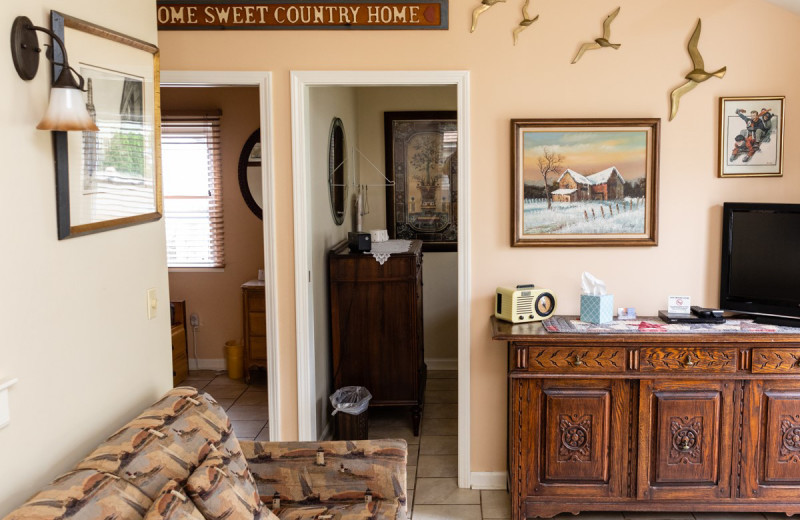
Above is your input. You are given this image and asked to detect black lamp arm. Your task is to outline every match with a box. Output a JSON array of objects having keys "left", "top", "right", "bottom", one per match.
[{"left": 21, "top": 20, "right": 86, "bottom": 91}]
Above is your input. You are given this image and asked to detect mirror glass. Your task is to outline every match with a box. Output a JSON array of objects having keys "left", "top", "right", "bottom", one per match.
[
  {"left": 328, "top": 118, "right": 346, "bottom": 225},
  {"left": 238, "top": 129, "right": 262, "bottom": 220}
]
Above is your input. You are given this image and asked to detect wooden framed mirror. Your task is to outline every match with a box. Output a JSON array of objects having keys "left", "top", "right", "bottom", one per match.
[
  {"left": 237, "top": 129, "right": 262, "bottom": 220},
  {"left": 328, "top": 117, "right": 346, "bottom": 225}
]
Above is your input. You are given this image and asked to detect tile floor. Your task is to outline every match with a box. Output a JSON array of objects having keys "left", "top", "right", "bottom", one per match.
[
  {"left": 368, "top": 369, "right": 506, "bottom": 520},
  {"left": 183, "top": 370, "right": 789, "bottom": 520},
  {"left": 181, "top": 369, "right": 270, "bottom": 441}
]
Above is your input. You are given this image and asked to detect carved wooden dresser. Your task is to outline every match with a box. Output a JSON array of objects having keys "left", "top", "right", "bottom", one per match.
[{"left": 492, "top": 317, "right": 800, "bottom": 519}]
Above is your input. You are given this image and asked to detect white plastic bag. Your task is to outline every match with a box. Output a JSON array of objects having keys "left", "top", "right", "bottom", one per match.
[{"left": 330, "top": 386, "right": 372, "bottom": 416}]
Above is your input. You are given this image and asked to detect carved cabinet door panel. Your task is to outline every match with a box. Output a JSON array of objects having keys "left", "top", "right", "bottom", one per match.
[
  {"left": 637, "top": 380, "right": 734, "bottom": 500},
  {"left": 513, "top": 378, "right": 630, "bottom": 500},
  {"left": 740, "top": 380, "right": 800, "bottom": 500}
]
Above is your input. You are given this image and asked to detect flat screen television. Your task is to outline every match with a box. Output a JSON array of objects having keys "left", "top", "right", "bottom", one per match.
[{"left": 720, "top": 202, "right": 800, "bottom": 327}]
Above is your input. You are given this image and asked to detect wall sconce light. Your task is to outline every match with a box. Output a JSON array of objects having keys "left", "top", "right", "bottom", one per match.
[{"left": 10, "top": 16, "right": 98, "bottom": 132}]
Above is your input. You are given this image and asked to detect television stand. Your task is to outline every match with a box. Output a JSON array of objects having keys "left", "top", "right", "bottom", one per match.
[
  {"left": 754, "top": 315, "right": 800, "bottom": 328},
  {"left": 492, "top": 316, "right": 800, "bottom": 519}
]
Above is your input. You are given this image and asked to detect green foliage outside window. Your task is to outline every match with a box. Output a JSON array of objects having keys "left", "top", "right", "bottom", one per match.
[{"left": 102, "top": 131, "right": 145, "bottom": 177}]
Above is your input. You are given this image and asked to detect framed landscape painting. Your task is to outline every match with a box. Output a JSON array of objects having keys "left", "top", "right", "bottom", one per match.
[
  {"left": 512, "top": 118, "right": 660, "bottom": 246},
  {"left": 718, "top": 96, "right": 784, "bottom": 178}
]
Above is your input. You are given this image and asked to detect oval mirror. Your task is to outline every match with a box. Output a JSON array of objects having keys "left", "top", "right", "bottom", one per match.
[
  {"left": 328, "top": 117, "right": 346, "bottom": 226},
  {"left": 237, "top": 129, "right": 262, "bottom": 220}
]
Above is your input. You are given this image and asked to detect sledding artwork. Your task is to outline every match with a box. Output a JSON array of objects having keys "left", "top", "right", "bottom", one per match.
[
  {"left": 512, "top": 118, "right": 660, "bottom": 247},
  {"left": 719, "top": 96, "right": 784, "bottom": 178}
]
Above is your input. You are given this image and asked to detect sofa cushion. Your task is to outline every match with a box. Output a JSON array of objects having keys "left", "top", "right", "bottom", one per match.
[
  {"left": 76, "top": 387, "right": 240, "bottom": 499},
  {"left": 185, "top": 446, "right": 277, "bottom": 520},
  {"left": 242, "top": 440, "right": 407, "bottom": 507},
  {"left": 142, "top": 480, "right": 204, "bottom": 520},
  {"left": 3, "top": 469, "right": 152, "bottom": 520}
]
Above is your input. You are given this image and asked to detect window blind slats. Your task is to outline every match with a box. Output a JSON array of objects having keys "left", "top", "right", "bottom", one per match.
[{"left": 161, "top": 114, "right": 224, "bottom": 268}]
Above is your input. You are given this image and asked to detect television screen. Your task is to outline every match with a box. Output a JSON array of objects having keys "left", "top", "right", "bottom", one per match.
[{"left": 721, "top": 202, "right": 800, "bottom": 324}]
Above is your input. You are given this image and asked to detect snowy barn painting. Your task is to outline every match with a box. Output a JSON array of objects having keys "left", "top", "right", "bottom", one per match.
[
  {"left": 552, "top": 167, "right": 625, "bottom": 202},
  {"left": 512, "top": 119, "right": 660, "bottom": 246}
]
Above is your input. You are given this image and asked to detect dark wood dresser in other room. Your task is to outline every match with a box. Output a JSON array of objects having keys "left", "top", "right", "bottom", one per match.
[
  {"left": 241, "top": 280, "right": 267, "bottom": 382},
  {"left": 170, "top": 300, "right": 188, "bottom": 386},
  {"left": 492, "top": 316, "right": 800, "bottom": 519},
  {"left": 329, "top": 239, "right": 426, "bottom": 434}
]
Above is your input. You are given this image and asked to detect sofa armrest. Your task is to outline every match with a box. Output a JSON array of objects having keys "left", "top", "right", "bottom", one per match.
[{"left": 240, "top": 439, "right": 407, "bottom": 507}]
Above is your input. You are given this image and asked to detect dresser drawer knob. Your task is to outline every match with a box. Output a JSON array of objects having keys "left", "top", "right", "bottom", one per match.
[
  {"left": 573, "top": 354, "right": 584, "bottom": 366},
  {"left": 683, "top": 353, "right": 696, "bottom": 367}
]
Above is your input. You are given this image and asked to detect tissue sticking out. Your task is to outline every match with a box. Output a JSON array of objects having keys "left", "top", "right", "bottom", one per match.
[{"left": 581, "top": 271, "right": 607, "bottom": 296}]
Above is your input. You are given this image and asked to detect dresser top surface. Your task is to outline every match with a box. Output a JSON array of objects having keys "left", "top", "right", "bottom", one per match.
[
  {"left": 491, "top": 316, "right": 800, "bottom": 344},
  {"left": 331, "top": 239, "right": 422, "bottom": 257}
]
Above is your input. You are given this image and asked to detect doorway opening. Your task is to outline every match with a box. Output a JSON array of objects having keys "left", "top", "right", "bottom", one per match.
[
  {"left": 290, "top": 71, "right": 471, "bottom": 487},
  {"left": 160, "top": 71, "right": 280, "bottom": 440}
]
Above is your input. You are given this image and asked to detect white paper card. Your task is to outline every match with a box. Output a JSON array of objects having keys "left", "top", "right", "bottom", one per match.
[{"left": 668, "top": 296, "right": 691, "bottom": 314}]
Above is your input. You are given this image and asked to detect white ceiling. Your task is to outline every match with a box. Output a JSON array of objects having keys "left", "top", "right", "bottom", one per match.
[{"left": 764, "top": 0, "right": 800, "bottom": 15}]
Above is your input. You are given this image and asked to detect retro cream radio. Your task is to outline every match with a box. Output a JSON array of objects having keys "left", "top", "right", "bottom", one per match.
[{"left": 495, "top": 284, "right": 557, "bottom": 323}]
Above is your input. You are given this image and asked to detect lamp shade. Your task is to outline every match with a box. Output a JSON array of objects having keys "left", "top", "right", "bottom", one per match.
[{"left": 36, "top": 87, "right": 99, "bottom": 131}]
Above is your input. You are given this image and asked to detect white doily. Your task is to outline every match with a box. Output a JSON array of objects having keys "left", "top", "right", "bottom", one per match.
[{"left": 368, "top": 239, "right": 412, "bottom": 265}]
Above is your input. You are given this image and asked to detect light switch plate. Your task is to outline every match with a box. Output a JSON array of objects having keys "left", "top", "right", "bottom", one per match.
[{"left": 147, "top": 288, "right": 158, "bottom": 320}]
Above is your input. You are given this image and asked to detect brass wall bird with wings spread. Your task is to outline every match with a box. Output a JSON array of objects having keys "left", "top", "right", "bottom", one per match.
[
  {"left": 471, "top": 0, "right": 506, "bottom": 33},
  {"left": 513, "top": 0, "right": 539, "bottom": 45},
  {"left": 669, "top": 19, "right": 727, "bottom": 121},
  {"left": 572, "top": 7, "right": 621, "bottom": 64}
]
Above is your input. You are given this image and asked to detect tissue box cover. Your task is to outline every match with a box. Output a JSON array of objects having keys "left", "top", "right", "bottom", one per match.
[{"left": 581, "top": 294, "right": 614, "bottom": 324}]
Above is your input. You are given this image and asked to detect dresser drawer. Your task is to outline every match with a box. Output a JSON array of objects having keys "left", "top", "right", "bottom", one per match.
[
  {"left": 751, "top": 348, "right": 800, "bottom": 373},
  {"left": 246, "top": 292, "right": 266, "bottom": 312},
  {"left": 515, "top": 346, "right": 626, "bottom": 373},
  {"left": 639, "top": 347, "right": 737, "bottom": 373}
]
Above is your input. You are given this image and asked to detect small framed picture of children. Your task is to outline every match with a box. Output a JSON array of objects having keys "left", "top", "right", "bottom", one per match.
[{"left": 719, "top": 96, "right": 785, "bottom": 177}]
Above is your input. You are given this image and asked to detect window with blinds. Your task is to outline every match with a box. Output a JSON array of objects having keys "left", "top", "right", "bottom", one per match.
[{"left": 161, "top": 113, "right": 224, "bottom": 268}]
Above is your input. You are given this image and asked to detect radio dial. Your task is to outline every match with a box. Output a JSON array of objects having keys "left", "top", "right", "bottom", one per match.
[{"left": 535, "top": 292, "right": 556, "bottom": 318}]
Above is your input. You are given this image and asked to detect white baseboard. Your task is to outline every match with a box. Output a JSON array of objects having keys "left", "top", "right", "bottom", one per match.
[
  {"left": 470, "top": 472, "right": 507, "bottom": 490},
  {"left": 425, "top": 357, "right": 458, "bottom": 371},
  {"left": 188, "top": 358, "right": 226, "bottom": 371}
]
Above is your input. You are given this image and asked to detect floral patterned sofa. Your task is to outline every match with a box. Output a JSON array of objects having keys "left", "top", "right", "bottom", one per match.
[{"left": 3, "top": 387, "right": 408, "bottom": 520}]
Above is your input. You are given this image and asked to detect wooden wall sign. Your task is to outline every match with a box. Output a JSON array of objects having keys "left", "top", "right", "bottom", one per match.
[{"left": 157, "top": 0, "right": 448, "bottom": 30}]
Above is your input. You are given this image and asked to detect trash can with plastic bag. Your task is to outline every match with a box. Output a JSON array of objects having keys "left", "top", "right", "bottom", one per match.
[{"left": 330, "top": 386, "right": 371, "bottom": 440}]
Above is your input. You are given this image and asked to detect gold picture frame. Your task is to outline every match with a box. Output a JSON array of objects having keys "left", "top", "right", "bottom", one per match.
[
  {"left": 51, "top": 11, "right": 162, "bottom": 239},
  {"left": 512, "top": 118, "right": 660, "bottom": 247},
  {"left": 718, "top": 96, "right": 785, "bottom": 178}
]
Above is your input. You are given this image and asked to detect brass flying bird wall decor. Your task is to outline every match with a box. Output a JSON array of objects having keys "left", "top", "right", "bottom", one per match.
[
  {"left": 471, "top": 0, "right": 506, "bottom": 33},
  {"left": 572, "top": 7, "right": 621, "bottom": 64},
  {"left": 512, "top": 0, "right": 539, "bottom": 45},
  {"left": 669, "top": 19, "right": 727, "bottom": 121}
]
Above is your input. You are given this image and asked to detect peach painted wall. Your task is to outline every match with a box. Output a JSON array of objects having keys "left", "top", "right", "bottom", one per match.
[
  {"left": 161, "top": 87, "right": 264, "bottom": 367},
  {"left": 159, "top": 0, "right": 800, "bottom": 472}
]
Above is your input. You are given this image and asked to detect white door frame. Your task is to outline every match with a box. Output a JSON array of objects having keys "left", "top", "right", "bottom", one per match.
[
  {"left": 290, "top": 70, "right": 471, "bottom": 487},
  {"left": 160, "top": 71, "right": 281, "bottom": 440}
]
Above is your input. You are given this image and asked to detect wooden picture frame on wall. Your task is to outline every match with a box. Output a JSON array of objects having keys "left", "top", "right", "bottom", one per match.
[
  {"left": 51, "top": 11, "right": 162, "bottom": 240},
  {"left": 384, "top": 111, "right": 457, "bottom": 252},
  {"left": 718, "top": 96, "right": 785, "bottom": 178},
  {"left": 512, "top": 118, "right": 660, "bottom": 247}
]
